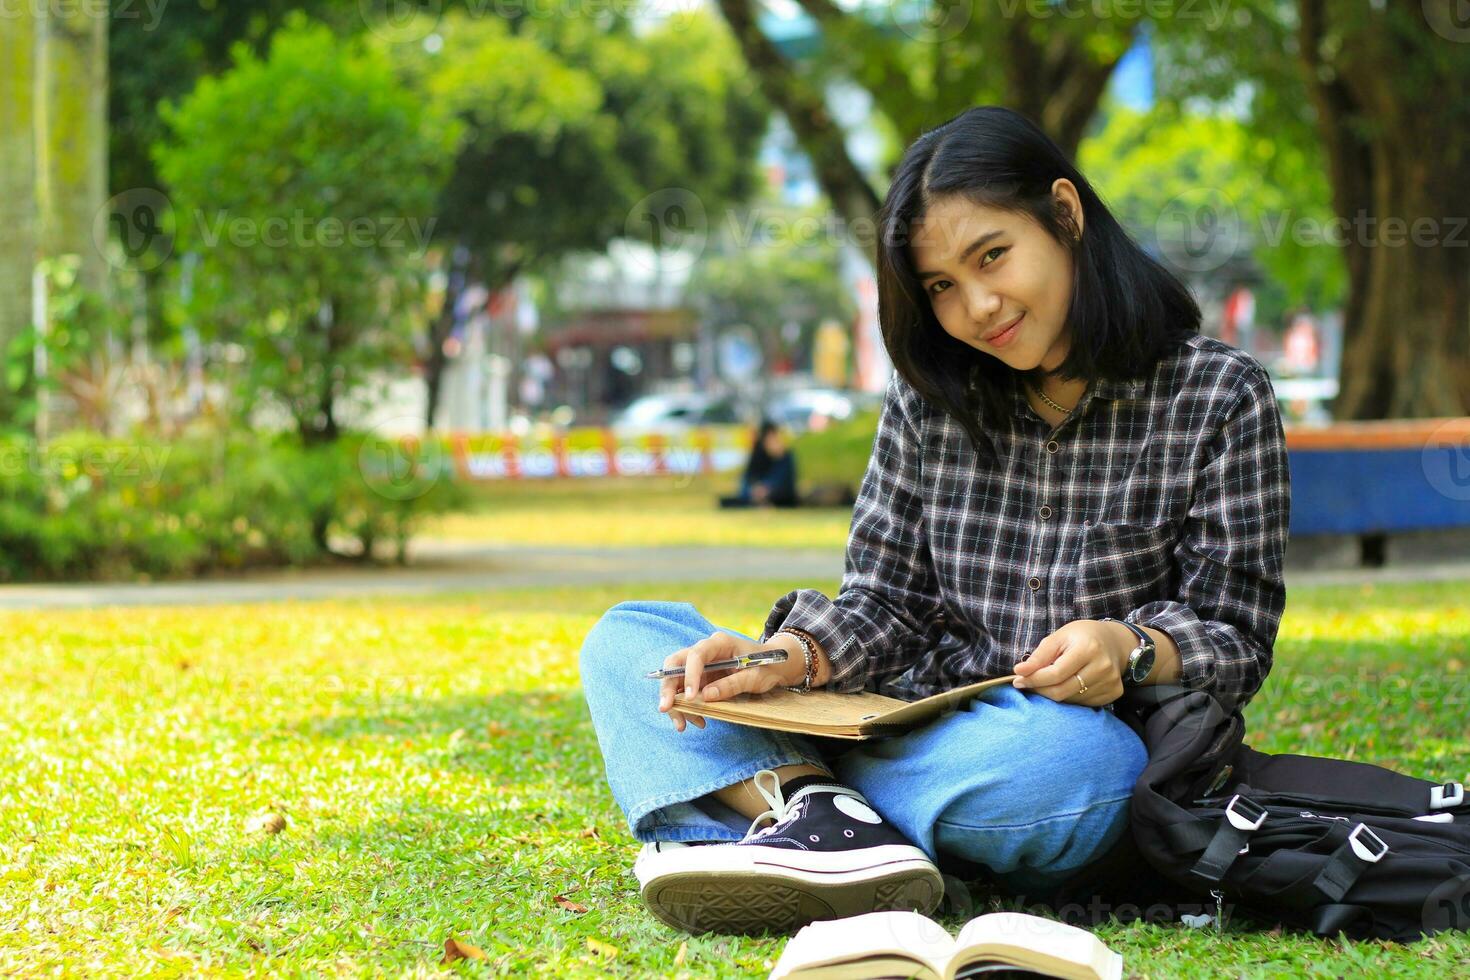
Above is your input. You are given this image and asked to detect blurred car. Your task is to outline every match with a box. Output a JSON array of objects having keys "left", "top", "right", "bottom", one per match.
[
  {"left": 608, "top": 392, "right": 742, "bottom": 434},
  {"left": 763, "top": 387, "right": 857, "bottom": 434}
]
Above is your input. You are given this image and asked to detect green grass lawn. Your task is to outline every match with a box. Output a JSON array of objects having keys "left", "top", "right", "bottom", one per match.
[
  {"left": 423, "top": 476, "right": 852, "bottom": 549},
  {"left": 2, "top": 578, "right": 1468, "bottom": 977}
]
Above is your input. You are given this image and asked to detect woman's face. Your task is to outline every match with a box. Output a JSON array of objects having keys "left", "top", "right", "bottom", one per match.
[
  {"left": 909, "top": 179, "right": 1083, "bottom": 374},
  {"left": 761, "top": 428, "right": 787, "bottom": 456}
]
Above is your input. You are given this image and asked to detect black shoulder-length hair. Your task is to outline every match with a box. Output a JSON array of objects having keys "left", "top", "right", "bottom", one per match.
[{"left": 875, "top": 105, "right": 1200, "bottom": 453}]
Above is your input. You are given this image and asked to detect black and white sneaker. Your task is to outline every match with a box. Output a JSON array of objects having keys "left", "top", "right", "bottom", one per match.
[{"left": 634, "top": 769, "right": 943, "bottom": 935}]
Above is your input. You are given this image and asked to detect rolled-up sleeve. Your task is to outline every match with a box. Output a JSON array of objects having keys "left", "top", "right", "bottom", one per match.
[
  {"left": 760, "top": 375, "right": 947, "bottom": 694},
  {"left": 1124, "top": 365, "right": 1291, "bottom": 711}
]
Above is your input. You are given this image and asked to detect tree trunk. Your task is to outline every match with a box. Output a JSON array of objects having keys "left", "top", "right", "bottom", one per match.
[
  {"left": 1298, "top": 0, "right": 1470, "bottom": 419},
  {"left": 0, "top": 9, "right": 37, "bottom": 423},
  {"left": 36, "top": 4, "right": 108, "bottom": 298},
  {"left": 715, "top": 0, "right": 882, "bottom": 267}
]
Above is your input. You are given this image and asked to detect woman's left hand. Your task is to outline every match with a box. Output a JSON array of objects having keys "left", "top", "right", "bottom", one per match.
[{"left": 1011, "top": 620, "right": 1129, "bottom": 707}]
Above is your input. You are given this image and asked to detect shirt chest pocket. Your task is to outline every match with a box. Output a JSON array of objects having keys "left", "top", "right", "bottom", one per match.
[{"left": 1073, "top": 519, "right": 1178, "bottom": 618}]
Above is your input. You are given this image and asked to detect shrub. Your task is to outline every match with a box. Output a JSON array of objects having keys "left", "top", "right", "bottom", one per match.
[{"left": 0, "top": 430, "right": 467, "bottom": 582}]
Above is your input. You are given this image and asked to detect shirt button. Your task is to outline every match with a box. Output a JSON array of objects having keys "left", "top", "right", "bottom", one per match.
[
  {"left": 1028, "top": 576, "right": 1041, "bottom": 591},
  {"left": 1046, "top": 440, "right": 1060, "bottom": 454},
  {"left": 1039, "top": 505, "right": 1053, "bottom": 520}
]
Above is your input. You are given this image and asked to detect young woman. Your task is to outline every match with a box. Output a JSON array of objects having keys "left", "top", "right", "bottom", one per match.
[
  {"left": 719, "top": 419, "right": 800, "bottom": 509},
  {"left": 579, "top": 106, "right": 1291, "bottom": 936}
]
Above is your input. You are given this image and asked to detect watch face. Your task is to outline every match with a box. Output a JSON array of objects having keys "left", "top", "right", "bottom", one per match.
[{"left": 1130, "top": 646, "right": 1156, "bottom": 683}]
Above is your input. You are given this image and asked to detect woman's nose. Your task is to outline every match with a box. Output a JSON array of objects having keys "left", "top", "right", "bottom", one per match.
[{"left": 962, "top": 281, "right": 1002, "bottom": 325}]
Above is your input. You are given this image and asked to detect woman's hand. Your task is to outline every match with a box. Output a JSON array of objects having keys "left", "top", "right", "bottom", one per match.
[
  {"left": 658, "top": 631, "right": 809, "bottom": 733},
  {"left": 1011, "top": 620, "right": 1130, "bottom": 707}
]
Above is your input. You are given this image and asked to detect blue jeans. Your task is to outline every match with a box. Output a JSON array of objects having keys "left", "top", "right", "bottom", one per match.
[{"left": 578, "top": 600, "right": 1148, "bottom": 896}]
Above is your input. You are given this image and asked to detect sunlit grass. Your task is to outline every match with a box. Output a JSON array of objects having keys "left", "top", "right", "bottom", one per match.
[
  {"left": 422, "top": 475, "right": 852, "bottom": 549},
  {"left": 0, "top": 577, "right": 1466, "bottom": 976}
]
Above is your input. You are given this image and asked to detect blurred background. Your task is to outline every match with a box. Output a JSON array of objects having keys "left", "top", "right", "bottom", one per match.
[{"left": 1, "top": 0, "right": 1467, "bottom": 583}]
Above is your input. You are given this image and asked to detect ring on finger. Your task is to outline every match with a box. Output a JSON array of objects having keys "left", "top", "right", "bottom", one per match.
[{"left": 1075, "top": 672, "right": 1088, "bottom": 695}]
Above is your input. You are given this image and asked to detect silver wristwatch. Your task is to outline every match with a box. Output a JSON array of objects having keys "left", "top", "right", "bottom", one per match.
[{"left": 1100, "top": 616, "right": 1156, "bottom": 686}]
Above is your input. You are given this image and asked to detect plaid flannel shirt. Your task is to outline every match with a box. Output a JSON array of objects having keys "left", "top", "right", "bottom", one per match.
[{"left": 761, "top": 334, "right": 1291, "bottom": 713}]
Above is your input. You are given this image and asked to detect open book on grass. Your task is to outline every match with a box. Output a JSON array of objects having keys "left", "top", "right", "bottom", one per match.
[
  {"left": 768, "top": 909, "right": 1123, "bottom": 980},
  {"left": 671, "top": 676, "right": 1015, "bottom": 739}
]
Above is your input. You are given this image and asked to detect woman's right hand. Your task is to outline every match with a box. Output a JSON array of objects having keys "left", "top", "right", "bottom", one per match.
[{"left": 659, "top": 631, "right": 808, "bottom": 733}]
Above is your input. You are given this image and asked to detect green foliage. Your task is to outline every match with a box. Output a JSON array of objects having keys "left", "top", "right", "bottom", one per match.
[
  {"left": 792, "top": 407, "right": 880, "bottom": 490},
  {"left": 1079, "top": 103, "right": 1345, "bottom": 315},
  {"left": 0, "top": 429, "right": 467, "bottom": 582},
  {"left": 151, "top": 14, "right": 460, "bottom": 441},
  {"left": 371, "top": 7, "right": 770, "bottom": 281}
]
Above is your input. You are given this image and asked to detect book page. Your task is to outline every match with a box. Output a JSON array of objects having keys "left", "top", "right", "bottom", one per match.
[
  {"left": 768, "top": 910, "right": 956, "bottom": 980},
  {"left": 953, "top": 913, "right": 1121, "bottom": 980}
]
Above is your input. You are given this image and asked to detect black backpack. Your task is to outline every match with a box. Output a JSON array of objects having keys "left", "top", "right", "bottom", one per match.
[{"left": 1094, "top": 685, "right": 1470, "bottom": 941}]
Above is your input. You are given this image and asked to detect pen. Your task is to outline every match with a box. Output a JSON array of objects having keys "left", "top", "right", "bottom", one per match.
[{"left": 644, "top": 647, "right": 789, "bottom": 679}]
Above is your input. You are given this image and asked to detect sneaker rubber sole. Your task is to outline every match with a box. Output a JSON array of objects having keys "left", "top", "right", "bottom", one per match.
[{"left": 638, "top": 843, "right": 944, "bottom": 935}]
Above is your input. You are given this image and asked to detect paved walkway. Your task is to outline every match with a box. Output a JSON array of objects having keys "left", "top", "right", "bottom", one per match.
[{"left": 1, "top": 541, "right": 1468, "bottom": 611}]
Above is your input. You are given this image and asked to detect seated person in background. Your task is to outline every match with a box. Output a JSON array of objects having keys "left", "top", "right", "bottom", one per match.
[{"left": 719, "top": 419, "right": 799, "bottom": 508}]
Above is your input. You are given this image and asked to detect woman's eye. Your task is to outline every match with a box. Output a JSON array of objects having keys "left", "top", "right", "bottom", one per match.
[{"left": 926, "top": 247, "right": 1006, "bottom": 296}]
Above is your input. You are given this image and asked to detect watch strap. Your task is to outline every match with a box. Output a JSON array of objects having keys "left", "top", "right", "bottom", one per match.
[{"left": 1101, "top": 616, "right": 1154, "bottom": 684}]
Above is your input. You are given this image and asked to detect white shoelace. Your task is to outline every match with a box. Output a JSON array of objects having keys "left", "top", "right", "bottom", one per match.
[
  {"left": 743, "top": 769, "right": 799, "bottom": 840},
  {"left": 740, "top": 769, "right": 862, "bottom": 841}
]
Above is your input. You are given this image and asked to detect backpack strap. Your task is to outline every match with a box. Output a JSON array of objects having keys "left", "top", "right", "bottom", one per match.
[
  {"left": 1310, "top": 824, "right": 1390, "bottom": 902},
  {"left": 1188, "top": 795, "right": 1267, "bottom": 883}
]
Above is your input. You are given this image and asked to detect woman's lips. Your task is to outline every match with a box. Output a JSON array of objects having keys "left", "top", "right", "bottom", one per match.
[{"left": 986, "top": 313, "right": 1024, "bottom": 348}]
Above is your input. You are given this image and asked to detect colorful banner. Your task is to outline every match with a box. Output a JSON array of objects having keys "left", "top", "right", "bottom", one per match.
[{"left": 443, "top": 426, "right": 753, "bottom": 481}]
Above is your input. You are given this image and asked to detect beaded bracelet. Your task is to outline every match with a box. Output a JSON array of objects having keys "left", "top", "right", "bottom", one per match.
[{"left": 774, "top": 628, "right": 818, "bottom": 694}]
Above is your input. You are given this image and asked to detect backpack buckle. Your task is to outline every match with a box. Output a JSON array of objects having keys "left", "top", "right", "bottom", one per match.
[
  {"left": 1225, "top": 794, "right": 1267, "bottom": 832},
  {"left": 1430, "top": 782, "right": 1464, "bottom": 810},
  {"left": 1348, "top": 823, "right": 1389, "bottom": 863}
]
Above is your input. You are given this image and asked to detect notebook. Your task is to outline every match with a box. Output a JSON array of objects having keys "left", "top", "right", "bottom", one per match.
[
  {"left": 767, "top": 909, "right": 1123, "bottom": 980},
  {"left": 670, "top": 675, "right": 1016, "bottom": 739}
]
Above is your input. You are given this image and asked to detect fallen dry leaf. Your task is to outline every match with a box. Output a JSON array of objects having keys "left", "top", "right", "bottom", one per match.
[
  {"left": 487, "top": 722, "right": 509, "bottom": 738},
  {"left": 578, "top": 826, "right": 600, "bottom": 839},
  {"left": 245, "top": 812, "right": 287, "bottom": 835},
  {"left": 554, "top": 894, "right": 589, "bottom": 914},
  {"left": 586, "top": 937, "right": 620, "bottom": 959},
  {"left": 442, "top": 937, "right": 487, "bottom": 963},
  {"left": 674, "top": 941, "right": 688, "bottom": 966}
]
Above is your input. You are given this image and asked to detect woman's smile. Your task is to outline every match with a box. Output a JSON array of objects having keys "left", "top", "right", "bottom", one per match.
[{"left": 984, "top": 313, "right": 1024, "bottom": 349}]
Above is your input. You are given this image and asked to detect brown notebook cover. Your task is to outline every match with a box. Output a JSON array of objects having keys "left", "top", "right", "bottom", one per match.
[{"left": 670, "top": 675, "right": 1016, "bottom": 740}]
